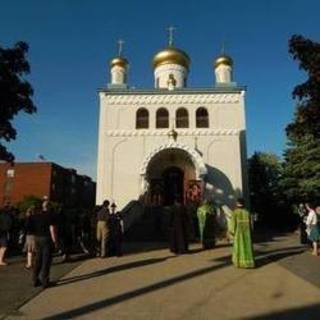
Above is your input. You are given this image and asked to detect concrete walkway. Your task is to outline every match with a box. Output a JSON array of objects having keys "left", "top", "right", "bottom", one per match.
[
  {"left": 5, "top": 234, "right": 320, "bottom": 320},
  {"left": 0, "top": 254, "right": 83, "bottom": 320}
]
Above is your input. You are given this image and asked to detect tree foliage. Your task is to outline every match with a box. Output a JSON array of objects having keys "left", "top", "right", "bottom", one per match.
[
  {"left": 282, "top": 35, "right": 320, "bottom": 204},
  {"left": 17, "top": 195, "right": 61, "bottom": 217},
  {"left": 282, "top": 135, "right": 320, "bottom": 203},
  {"left": 0, "top": 41, "right": 36, "bottom": 162},
  {"left": 17, "top": 195, "right": 42, "bottom": 214},
  {"left": 248, "top": 152, "right": 284, "bottom": 223},
  {"left": 286, "top": 35, "right": 320, "bottom": 141}
]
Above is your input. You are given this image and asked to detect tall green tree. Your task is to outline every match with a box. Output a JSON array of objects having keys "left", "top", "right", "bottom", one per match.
[
  {"left": 282, "top": 35, "right": 320, "bottom": 203},
  {"left": 0, "top": 41, "right": 36, "bottom": 162},
  {"left": 248, "top": 152, "right": 284, "bottom": 224}
]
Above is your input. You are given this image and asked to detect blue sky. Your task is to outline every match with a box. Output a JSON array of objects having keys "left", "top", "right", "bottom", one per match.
[{"left": 0, "top": 0, "right": 319, "bottom": 179}]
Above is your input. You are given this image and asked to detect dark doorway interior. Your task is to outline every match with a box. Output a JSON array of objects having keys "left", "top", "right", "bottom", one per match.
[{"left": 162, "top": 166, "right": 184, "bottom": 205}]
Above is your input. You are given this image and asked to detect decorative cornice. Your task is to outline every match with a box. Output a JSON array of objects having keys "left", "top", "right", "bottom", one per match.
[
  {"left": 106, "top": 129, "right": 241, "bottom": 137},
  {"left": 104, "top": 93, "right": 240, "bottom": 106},
  {"left": 140, "top": 142, "right": 207, "bottom": 177},
  {"left": 98, "top": 86, "right": 246, "bottom": 94}
]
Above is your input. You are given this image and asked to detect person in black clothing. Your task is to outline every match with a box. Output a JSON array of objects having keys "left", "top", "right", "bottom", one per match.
[
  {"left": 297, "top": 203, "right": 309, "bottom": 245},
  {"left": 23, "top": 206, "right": 36, "bottom": 269},
  {"left": 169, "top": 197, "right": 189, "bottom": 254},
  {"left": 55, "top": 206, "right": 73, "bottom": 262},
  {"left": 26, "top": 202, "right": 57, "bottom": 288},
  {"left": 109, "top": 203, "right": 124, "bottom": 257},
  {"left": 0, "top": 203, "right": 13, "bottom": 266}
]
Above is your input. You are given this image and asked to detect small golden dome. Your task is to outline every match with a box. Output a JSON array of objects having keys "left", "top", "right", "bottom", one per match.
[
  {"left": 110, "top": 56, "right": 129, "bottom": 68},
  {"left": 214, "top": 55, "right": 233, "bottom": 68},
  {"left": 153, "top": 47, "right": 190, "bottom": 70}
]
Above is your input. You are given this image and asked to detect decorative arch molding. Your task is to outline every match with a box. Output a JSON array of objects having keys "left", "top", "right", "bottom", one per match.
[
  {"left": 156, "top": 107, "right": 169, "bottom": 128},
  {"left": 106, "top": 129, "right": 241, "bottom": 137},
  {"left": 176, "top": 107, "right": 189, "bottom": 128},
  {"left": 140, "top": 142, "right": 208, "bottom": 178},
  {"left": 105, "top": 93, "right": 240, "bottom": 106},
  {"left": 136, "top": 107, "right": 149, "bottom": 129},
  {"left": 196, "top": 107, "right": 209, "bottom": 128}
]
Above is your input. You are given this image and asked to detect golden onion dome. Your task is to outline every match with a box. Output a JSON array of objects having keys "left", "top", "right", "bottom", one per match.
[
  {"left": 214, "top": 54, "right": 233, "bottom": 68},
  {"left": 110, "top": 56, "right": 129, "bottom": 69},
  {"left": 153, "top": 46, "right": 190, "bottom": 70}
]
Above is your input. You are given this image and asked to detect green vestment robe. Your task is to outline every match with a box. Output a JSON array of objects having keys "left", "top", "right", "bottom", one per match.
[
  {"left": 197, "top": 203, "right": 215, "bottom": 248},
  {"left": 230, "top": 208, "right": 255, "bottom": 268}
]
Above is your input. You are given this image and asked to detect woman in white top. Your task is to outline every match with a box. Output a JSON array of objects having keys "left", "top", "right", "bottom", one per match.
[{"left": 305, "top": 203, "right": 319, "bottom": 256}]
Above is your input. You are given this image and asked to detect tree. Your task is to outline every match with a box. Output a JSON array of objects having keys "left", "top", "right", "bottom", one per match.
[
  {"left": 17, "top": 195, "right": 61, "bottom": 218},
  {"left": 282, "top": 135, "right": 320, "bottom": 203},
  {"left": 286, "top": 35, "right": 320, "bottom": 140},
  {"left": 17, "top": 195, "right": 42, "bottom": 215},
  {"left": 0, "top": 41, "right": 36, "bottom": 162},
  {"left": 248, "top": 152, "right": 285, "bottom": 225},
  {"left": 282, "top": 35, "right": 320, "bottom": 203}
]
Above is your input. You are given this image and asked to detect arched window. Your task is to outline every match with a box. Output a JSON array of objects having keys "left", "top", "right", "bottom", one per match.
[
  {"left": 196, "top": 107, "right": 209, "bottom": 128},
  {"left": 156, "top": 108, "right": 169, "bottom": 128},
  {"left": 176, "top": 108, "right": 189, "bottom": 128},
  {"left": 136, "top": 108, "right": 149, "bottom": 129}
]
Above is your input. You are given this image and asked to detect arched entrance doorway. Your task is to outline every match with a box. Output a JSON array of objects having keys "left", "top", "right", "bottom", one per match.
[
  {"left": 162, "top": 166, "right": 184, "bottom": 205},
  {"left": 140, "top": 142, "right": 208, "bottom": 205},
  {"left": 135, "top": 143, "right": 208, "bottom": 240},
  {"left": 144, "top": 148, "right": 197, "bottom": 205}
]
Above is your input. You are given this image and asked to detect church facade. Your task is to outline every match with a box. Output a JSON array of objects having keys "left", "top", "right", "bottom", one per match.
[{"left": 96, "top": 35, "right": 248, "bottom": 210}]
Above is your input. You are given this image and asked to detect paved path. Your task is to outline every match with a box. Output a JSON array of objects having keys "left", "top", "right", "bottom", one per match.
[
  {"left": 0, "top": 254, "right": 84, "bottom": 320},
  {"left": 5, "top": 234, "right": 320, "bottom": 320}
]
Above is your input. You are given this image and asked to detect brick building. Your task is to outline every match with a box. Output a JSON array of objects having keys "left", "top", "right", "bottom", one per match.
[{"left": 0, "top": 162, "right": 96, "bottom": 208}]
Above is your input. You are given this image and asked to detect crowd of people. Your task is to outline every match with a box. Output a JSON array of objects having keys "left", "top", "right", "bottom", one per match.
[
  {"left": 0, "top": 194, "right": 259, "bottom": 288},
  {"left": 2, "top": 193, "right": 320, "bottom": 292},
  {"left": 0, "top": 197, "right": 124, "bottom": 288},
  {"left": 168, "top": 197, "right": 255, "bottom": 269},
  {"left": 297, "top": 202, "right": 320, "bottom": 256}
]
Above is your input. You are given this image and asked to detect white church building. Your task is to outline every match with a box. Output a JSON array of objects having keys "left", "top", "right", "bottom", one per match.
[{"left": 96, "top": 32, "right": 248, "bottom": 211}]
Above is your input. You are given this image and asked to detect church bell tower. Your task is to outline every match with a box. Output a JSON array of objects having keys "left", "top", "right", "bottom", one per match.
[
  {"left": 109, "top": 40, "right": 129, "bottom": 88},
  {"left": 214, "top": 45, "right": 234, "bottom": 86},
  {"left": 152, "top": 27, "right": 190, "bottom": 90}
]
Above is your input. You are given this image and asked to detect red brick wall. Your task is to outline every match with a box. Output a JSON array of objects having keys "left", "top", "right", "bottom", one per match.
[{"left": 0, "top": 162, "right": 52, "bottom": 206}]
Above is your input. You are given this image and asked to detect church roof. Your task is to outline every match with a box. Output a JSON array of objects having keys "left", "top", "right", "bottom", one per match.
[{"left": 152, "top": 46, "right": 190, "bottom": 70}]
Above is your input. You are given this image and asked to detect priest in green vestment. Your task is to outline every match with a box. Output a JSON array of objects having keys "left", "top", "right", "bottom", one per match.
[
  {"left": 197, "top": 200, "right": 216, "bottom": 249},
  {"left": 230, "top": 198, "right": 255, "bottom": 268}
]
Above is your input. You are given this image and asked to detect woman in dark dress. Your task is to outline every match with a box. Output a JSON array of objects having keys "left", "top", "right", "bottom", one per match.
[{"left": 169, "top": 198, "right": 189, "bottom": 254}]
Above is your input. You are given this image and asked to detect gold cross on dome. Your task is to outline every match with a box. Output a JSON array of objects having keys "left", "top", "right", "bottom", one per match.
[
  {"left": 117, "top": 39, "right": 124, "bottom": 56},
  {"left": 167, "top": 26, "right": 176, "bottom": 46},
  {"left": 221, "top": 41, "right": 227, "bottom": 54}
]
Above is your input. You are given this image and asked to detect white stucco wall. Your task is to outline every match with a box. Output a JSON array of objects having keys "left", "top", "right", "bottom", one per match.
[
  {"left": 111, "top": 65, "right": 127, "bottom": 85},
  {"left": 154, "top": 64, "right": 188, "bottom": 88},
  {"left": 96, "top": 90, "right": 247, "bottom": 210},
  {"left": 215, "top": 64, "right": 232, "bottom": 84}
]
